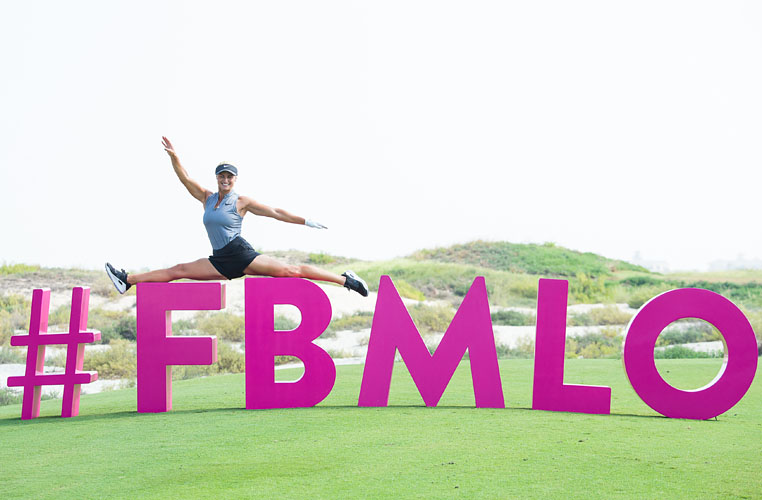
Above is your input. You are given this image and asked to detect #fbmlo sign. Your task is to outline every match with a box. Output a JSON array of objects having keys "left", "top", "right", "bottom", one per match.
[{"left": 8, "top": 277, "right": 759, "bottom": 420}]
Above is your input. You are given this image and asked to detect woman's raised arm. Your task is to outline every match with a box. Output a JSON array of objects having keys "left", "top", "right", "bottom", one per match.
[{"left": 163, "top": 136, "right": 211, "bottom": 204}]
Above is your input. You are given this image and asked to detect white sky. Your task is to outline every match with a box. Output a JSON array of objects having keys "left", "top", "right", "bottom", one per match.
[{"left": 1, "top": 1, "right": 761, "bottom": 272}]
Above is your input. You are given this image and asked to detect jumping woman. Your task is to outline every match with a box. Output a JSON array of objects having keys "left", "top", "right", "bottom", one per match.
[{"left": 105, "top": 137, "right": 368, "bottom": 296}]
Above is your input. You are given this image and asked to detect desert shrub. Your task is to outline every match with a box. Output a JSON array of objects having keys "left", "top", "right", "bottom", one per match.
[
  {"left": 189, "top": 312, "right": 296, "bottom": 342},
  {"left": 172, "top": 318, "right": 198, "bottom": 335},
  {"left": 0, "top": 309, "right": 27, "bottom": 345},
  {"left": 0, "top": 263, "right": 40, "bottom": 275},
  {"left": 0, "top": 388, "right": 23, "bottom": 406},
  {"left": 196, "top": 312, "right": 245, "bottom": 342},
  {"left": 494, "top": 336, "right": 535, "bottom": 359},
  {"left": 568, "top": 306, "right": 633, "bottom": 326},
  {"left": 0, "top": 294, "right": 30, "bottom": 344},
  {"left": 274, "top": 355, "right": 300, "bottom": 365},
  {"left": 0, "top": 293, "right": 30, "bottom": 313},
  {"left": 101, "top": 315, "right": 137, "bottom": 342},
  {"left": 570, "top": 273, "right": 611, "bottom": 303},
  {"left": 408, "top": 304, "right": 456, "bottom": 334},
  {"left": 0, "top": 346, "right": 25, "bottom": 363},
  {"left": 655, "top": 346, "right": 723, "bottom": 359},
  {"left": 655, "top": 321, "right": 721, "bottom": 346},
  {"left": 47, "top": 306, "right": 135, "bottom": 343},
  {"left": 325, "top": 312, "right": 374, "bottom": 337},
  {"left": 626, "top": 285, "right": 671, "bottom": 309},
  {"left": 491, "top": 310, "right": 535, "bottom": 326},
  {"left": 172, "top": 363, "right": 216, "bottom": 380},
  {"left": 394, "top": 279, "right": 426, "bottom": 301},
  {"left": 566, "top": 327, "right": 623, "bottom": 359},
  {"left": 83, "top": 339, "right": 137, "bottom": 379},
  {"left": 308, "top": 252, "right": 335, "bottom": 265},
  {"left": 274, "top": 315, "right": 298, "bottom": 331},
  {"left": 215, "top": 342, "right": 245, "bottom": 373},
  {"left": 507, "top": 278, "right": 538, "bottom": 299}
]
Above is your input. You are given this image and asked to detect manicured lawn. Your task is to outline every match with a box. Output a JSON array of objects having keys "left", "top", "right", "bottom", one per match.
[{"left": 1, "top": 359, "right": 760, "bottom": 499}]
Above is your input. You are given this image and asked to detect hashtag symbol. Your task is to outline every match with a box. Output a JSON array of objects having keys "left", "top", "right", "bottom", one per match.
[{"left": 7, "top": 287, "right": 101, "bottom": 419}]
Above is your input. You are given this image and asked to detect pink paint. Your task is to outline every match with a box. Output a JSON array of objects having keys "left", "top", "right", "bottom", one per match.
[
  {"left": 623, "top": 288, "right": 758, "bottom": 420},
  {"left": 245, "top": 278, "right": 336, "bottom": 409},
  {"left": 532, "top": 279, "right": 612, "bottom": 414},
  {"left": 358, "top": 276, "right": 504, "bottom": 408},
  {"left": 136, "top": 282, "right": 224, "bottom": 413},
  {"left": 8, "top": 287, "right": 101, "bottom": 419}
]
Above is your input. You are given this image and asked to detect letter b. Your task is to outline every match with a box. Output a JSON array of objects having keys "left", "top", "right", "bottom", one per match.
[{"left": 245, "top": 278, "right": 336, "bottom": 409}]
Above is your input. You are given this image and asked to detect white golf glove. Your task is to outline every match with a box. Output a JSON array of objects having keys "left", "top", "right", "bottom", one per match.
[{"left": 305, "top": 219, "right": 328, "bottom": 229}]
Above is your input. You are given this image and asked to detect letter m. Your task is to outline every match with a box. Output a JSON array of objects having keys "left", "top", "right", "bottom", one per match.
[{"left": 358, "top": 275, "right": 504, "bottom": 408}]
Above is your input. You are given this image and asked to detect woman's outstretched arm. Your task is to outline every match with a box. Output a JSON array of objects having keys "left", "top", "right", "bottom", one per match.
[
  {"left": 162, "top": 136, "right": 211, "bottom": 204},
  {"left": 238, "top": 195, "right": 327, "bottom": 228}
]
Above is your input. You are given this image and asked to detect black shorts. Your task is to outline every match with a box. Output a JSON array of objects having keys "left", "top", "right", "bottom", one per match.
[{"left": 208, "top": 236, "right": 261, "bottom": 280}]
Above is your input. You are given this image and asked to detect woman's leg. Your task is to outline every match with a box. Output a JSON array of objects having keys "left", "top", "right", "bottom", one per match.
[
  {"left": 127, "top": 258, "right": 226, "bottom": 285},
  {"left": 242, "top": 255, "right": 346, "bottom": 285}
]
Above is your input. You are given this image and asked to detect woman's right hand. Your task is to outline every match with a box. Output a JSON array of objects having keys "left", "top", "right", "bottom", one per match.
[{"left": 162, "top": 136, "right": 177, "bottom": 158}]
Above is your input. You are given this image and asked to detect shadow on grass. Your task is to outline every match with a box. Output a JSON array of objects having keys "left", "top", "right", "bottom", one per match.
[{"left": 0, "top": 403, "right": 685, "bottom": 426}]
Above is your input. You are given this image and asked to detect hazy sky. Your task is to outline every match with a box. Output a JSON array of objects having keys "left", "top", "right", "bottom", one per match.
[{"left": 2, "top": 1, "right": 761, "bottom": 272}]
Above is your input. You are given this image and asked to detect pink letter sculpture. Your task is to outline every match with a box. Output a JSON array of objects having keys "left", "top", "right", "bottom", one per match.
[
  {"left": 532, "top": 279, "right": 612, "bottom": 414},
  {"left": 358, "top": 276, "right": 504, "bottom": 408},
  {"left": 623, "top": 288, "right": 758, "bottom": 419},
  {"left": 8, "top": 287, "right": 101, "bottom": 419},
  {"left": 136, "top": 282, "right": 224, "bottom": 413},
  {"left": 245, "top": 278, "right": 336, "bottom": 409}
]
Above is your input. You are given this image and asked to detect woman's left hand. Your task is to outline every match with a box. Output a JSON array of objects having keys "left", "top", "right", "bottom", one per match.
[{"left": 305, "top": 219, "right": 328, "bottom": 229}]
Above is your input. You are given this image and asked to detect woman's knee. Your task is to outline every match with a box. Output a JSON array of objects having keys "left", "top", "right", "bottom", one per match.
[
  {"left": 167, "top": 263, "right": 190, "bottom": 279},
  {"left": 277, "top": 265, "right": 302, "bottom": 278}
]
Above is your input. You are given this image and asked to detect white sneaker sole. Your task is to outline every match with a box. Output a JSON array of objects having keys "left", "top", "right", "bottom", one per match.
[
  {"left": 344, "top": 270, "right": 368, "bottom": 296},
  {"left": 105, "top": 263, "right": 128, "bottom": 294}
]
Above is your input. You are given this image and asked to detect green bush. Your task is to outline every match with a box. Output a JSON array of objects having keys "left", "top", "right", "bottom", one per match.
[
  {"left": 626, "top": 285, "right": 671, "bottom": 309},
  {"left": 655, "top": 346, "right": 723, "bottom": 359},
  {"left": 83, "top": 339, "right": 137, "bottom": 379},
  {"left": 494, "top": 337, "right": 535, "bottom": 359},
  {"left": 655, "top": 321, "right": 721, "bottom": 346},
  {"left": 274, "top": 315, "right": 298, "bottom": 331},
  {"left": 568, "top": 306, "right": 633, "bottom": 326},
  {"left": 0, "top": 263, "right": 40, "bottom": 275},
  {"left": 0, "top": 346, "right": 25, "bottom": 363},
  {"left": 215, "top": 342, "right": 245, "bottom": 373},
  {"left": 47, "top": 307, "right": 136, "bottom": 344},
  {"left": 570, "top": 273, "right": 611, "bottom": 303},
  {"left": 0, "top": 388, "right": 22, "bottom": 406},
  {"left": 101, "top": 315, "right": 137, "bottom": 342},
  {"left": 0, "top": 387, "right": 58, "bottom": 406},
  {"left": 565, "top": 327, "right": 623, "bottom": 359},
  {"left": 394, "top": 279, "right": 426, "bottom": 301},
  {"left": 491, "top": 310, "right": 535, "bottom": 326},
  {"left": 308, "top": 252, "right": 335, "bottom": 265},
  {"left": 196, "top": 312, "right": 245, "bottom": 342},
  {"left": 0, "top": 294, "right": 30, "bottom": 345},
  {"left": 325, "top": 312, "right": 374, "bottom": 337},
  {"left": 409, "top": 304, "right": 456, "bottom": 334}
]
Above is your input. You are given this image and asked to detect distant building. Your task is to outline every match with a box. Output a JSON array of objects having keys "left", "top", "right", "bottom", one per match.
[
  {"left": 708, "top": 255, "right": 762, "bottom": 271},
  {"left": 630, "top": 251, "right": 671, "bottom": 273}
]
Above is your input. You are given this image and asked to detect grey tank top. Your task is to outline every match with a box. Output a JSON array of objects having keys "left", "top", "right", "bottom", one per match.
[{"left": 203, "top": 192, "right": 243, "bottom": 250}]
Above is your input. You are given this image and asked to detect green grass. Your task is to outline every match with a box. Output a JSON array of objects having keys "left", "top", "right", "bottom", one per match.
[{"left": 1, "top": 359, "right": 760, "bottom": 499}]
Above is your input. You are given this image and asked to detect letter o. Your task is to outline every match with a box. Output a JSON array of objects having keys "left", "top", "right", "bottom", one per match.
[{"left": 623, "top": 288, "right": 757, "bottom": 420}]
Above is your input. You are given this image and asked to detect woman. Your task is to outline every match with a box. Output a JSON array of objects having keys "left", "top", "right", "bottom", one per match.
[{"left": 105, "top": 137, "right": 368, "bottom": 297}]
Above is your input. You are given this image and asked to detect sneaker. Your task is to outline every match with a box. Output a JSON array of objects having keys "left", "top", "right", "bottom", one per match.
[
  {"left": 342, "top": 271, "right": 368, "bottom": 297},
  {"left": 105, "top": 262, "right": 131, "bottom": 294}
]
